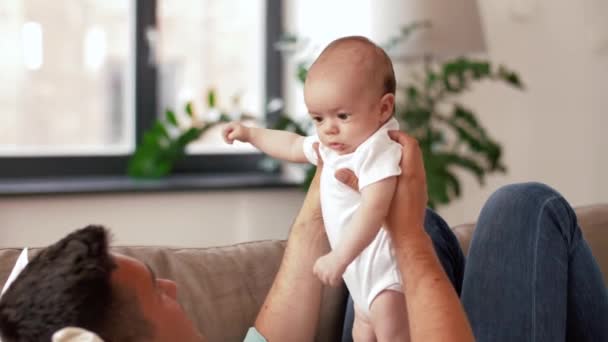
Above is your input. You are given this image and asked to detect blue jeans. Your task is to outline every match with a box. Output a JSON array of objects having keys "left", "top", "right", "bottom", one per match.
[{"left": 341, "top": 182, "right": 608, "bottom": 341}]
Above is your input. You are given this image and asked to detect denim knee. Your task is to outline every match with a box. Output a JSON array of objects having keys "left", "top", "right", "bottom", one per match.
[
  {"left": 488, "top": 182, "right": 562, "bottom": 207},
  {"left": 481, "top": 182, "right": 579, "bottom": 247}
]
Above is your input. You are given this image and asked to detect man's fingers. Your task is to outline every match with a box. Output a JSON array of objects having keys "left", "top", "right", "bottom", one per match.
[
  {"left": 388, "top": 129, "right": 425, "bottom": 177},
  {"left": 335, "top": 169, "right": 358, "bottom": 191},
  {"left": 388, "top": 130, "right": 416, "bottom": 146}
]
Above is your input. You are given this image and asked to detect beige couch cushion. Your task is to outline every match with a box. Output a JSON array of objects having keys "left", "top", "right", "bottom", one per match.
[{"left": 0, "top": 249, "right": 22, "bottom": 291}]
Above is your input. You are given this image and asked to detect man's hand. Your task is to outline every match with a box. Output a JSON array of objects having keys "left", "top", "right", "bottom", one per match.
[
  {"left": 335, "top": 168, "right": 359, "bottom": 191},
  {"left": 222, "top": 122, "right": 250, "bottom": 144},
  {"left": 385, "top": 130, "right": 428, "bottom": 243},
  {"left": 313, "top": 252, "right": 346, "bottom": 287}
]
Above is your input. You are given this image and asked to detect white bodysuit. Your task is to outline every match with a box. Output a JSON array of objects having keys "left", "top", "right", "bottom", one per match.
[{"left": 302, "top": 118, "right": 402, "bottom": 317}]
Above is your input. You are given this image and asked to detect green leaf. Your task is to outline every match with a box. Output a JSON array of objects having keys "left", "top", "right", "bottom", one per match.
[
  {"left": 207, "top": 89, "right": 216, "bottom": 108},
  {"left": 176, "top": 127, "right": 203, "bottom": 148},
  {"left": 425, "top": 72, "right": 439, "bottom": 88},
  {"left": 185, "top": 102, "right": 194, "bottom": 117},
  {"left": 402, "top": 108, "right": 431, "bottom": 131},
  {"left": 400, "top": 20, "right": 432, "bottom": 39},
  {"left": 452, "top": 105, "right": 480, "bottom": 128},
  {"left": 271, "top": 114, "right": 308, "bottom": 136},
  {"left": 444, "top": 170, "right": 461, "bottom": 198},
  {"left": 470, "top": 61, "right": 491, "bottom": 79},
  {"left": 442, "top": 153, "right": 485, "bottom": 184},
  {"left": 446, "top": 108, "right": 504, "bottom": 171},
  {"left": 406, "top": 86, "right": 419, "bottom": 101},
  {"left": 442, "top": 63, "right": 467, "bottom": 93},
  {"left": 297, "top": 62, "right": 308, "bottom": 84},
  {"left": 497, "top": 65, "right": 524, "bottom": 89},
  {"left": 143, "top": 131, "right": 159, "bottom": 147},
  {"left": 165, "top": 110, "right": 178, "bottom": 126}
]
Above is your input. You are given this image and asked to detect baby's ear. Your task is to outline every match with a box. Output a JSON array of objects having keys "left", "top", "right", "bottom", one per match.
[{"left": 379, "top": 93, "right": 395, "bottom": 122}]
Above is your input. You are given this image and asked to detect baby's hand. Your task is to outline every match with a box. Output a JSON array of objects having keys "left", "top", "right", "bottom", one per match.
[
  {"left": 222, "top": 122, "right": 250, "bottom": 144},
  {"left": 313, "top": 252, "right": 346, "bottom": 287}
]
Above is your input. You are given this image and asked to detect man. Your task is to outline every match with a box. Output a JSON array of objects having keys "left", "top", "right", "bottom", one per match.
[
  {"left": 0, "top": 225, "right": 204, "bottom": 341},
  {"left": 1, "top": 132, "right": 606, "bottom": 341}
]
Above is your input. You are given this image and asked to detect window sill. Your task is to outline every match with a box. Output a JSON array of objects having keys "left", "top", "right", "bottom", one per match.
[{"left": 0, "top": 173, "right": 301, "bottom": 196}]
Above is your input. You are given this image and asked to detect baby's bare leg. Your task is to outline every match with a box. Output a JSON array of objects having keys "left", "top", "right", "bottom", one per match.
[
  {"left": 370, "top": 290, "right": 410, "bottom": 342},
  {"left": 353, "top": 305, "right": 376, "bottom": 342}
]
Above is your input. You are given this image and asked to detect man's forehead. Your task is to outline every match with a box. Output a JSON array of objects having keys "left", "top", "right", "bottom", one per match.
[{"left": 110, "top": 253, "right": 143, "bottom": 278}]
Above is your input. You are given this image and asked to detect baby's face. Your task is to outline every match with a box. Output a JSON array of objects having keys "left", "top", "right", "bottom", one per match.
[{"left": 304, "top": 70, "right": 389, "bottom": 155}]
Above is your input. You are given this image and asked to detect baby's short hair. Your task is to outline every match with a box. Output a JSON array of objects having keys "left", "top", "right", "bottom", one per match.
[{"left": 315, "top": 36, "right": 396, "bottom": 96}]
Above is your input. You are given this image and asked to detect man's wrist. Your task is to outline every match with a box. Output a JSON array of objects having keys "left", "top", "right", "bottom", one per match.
[{"left": 391, "top": 228, "right": 432, "bottom": 253}]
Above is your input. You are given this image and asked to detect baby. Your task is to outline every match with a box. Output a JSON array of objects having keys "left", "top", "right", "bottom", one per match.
[{"left": 223, "top": 36, "right": 407, "bottom": 341}]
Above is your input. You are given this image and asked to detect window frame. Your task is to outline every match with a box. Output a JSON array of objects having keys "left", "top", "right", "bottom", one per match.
[{"left": 0, "top": 0, "right": 284, "bottom": 179}]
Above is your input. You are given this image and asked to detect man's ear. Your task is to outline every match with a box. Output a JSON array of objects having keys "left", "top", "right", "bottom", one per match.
[{"left": 378, "top": 93, "right": 395, "bottom": 123}]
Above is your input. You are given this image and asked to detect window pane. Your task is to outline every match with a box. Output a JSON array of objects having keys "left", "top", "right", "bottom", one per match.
[
  {"left": 157, "top": 0, "right": 265, "bottom": 154},
  {"left": 0, "top": 0, "right": 133, "bottom": 156}
]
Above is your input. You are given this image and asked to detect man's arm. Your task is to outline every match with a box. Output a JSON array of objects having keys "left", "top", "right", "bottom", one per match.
[
  {"left": 385, "top": 130, "right": 474, "bottom": 342},
  {"left": 223, "top": 122, "right": 307, "bottom": 163},
  {"left": 313, "top": 176, "right": 396, "bottom": 287},
  {"left": 254, "top": 144, "right": 329, "bottom": 341}
]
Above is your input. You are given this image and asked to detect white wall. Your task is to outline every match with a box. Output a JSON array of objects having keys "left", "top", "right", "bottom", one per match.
[
  {"left": 437, "top": 0, "right": 608, "bottom": 224},
  {"left": 0, "top": 189, "right": 305, "bottom": 248}
]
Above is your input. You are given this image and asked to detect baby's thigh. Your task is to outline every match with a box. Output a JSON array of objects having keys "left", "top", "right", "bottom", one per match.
[
  {"left": 370, "top": 290, "right": 410, "bottom": 342},
  {"left": 353, "top": 305, "right": 376, "bottom": 342}
]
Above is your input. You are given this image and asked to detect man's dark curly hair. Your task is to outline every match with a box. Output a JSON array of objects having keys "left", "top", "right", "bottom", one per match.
[{"left": 0, "top": 225, "right": 153, "bottom": 342}]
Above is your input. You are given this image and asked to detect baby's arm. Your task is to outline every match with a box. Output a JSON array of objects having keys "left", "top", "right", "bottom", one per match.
[
  {"left": 313, "top": 176, "right": 397, "bottom": 286},
  {"left": 223, "top": 122, "right": 308, "bottom": 163}
]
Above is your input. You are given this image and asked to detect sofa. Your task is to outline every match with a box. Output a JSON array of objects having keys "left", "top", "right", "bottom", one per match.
[{"left": 1, "top": 204, "right": 607, "bottom": 341}]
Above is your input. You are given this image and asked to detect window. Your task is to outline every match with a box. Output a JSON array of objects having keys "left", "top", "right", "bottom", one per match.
[
  {"left": 283, "top": 0, "right": 374, "bottom": 121},
  {"left": 0, "top": 0, "right": 283, "bottom": 178},
  {"left": 0, "top": 0, "right": 133, "bottom": 156}
]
